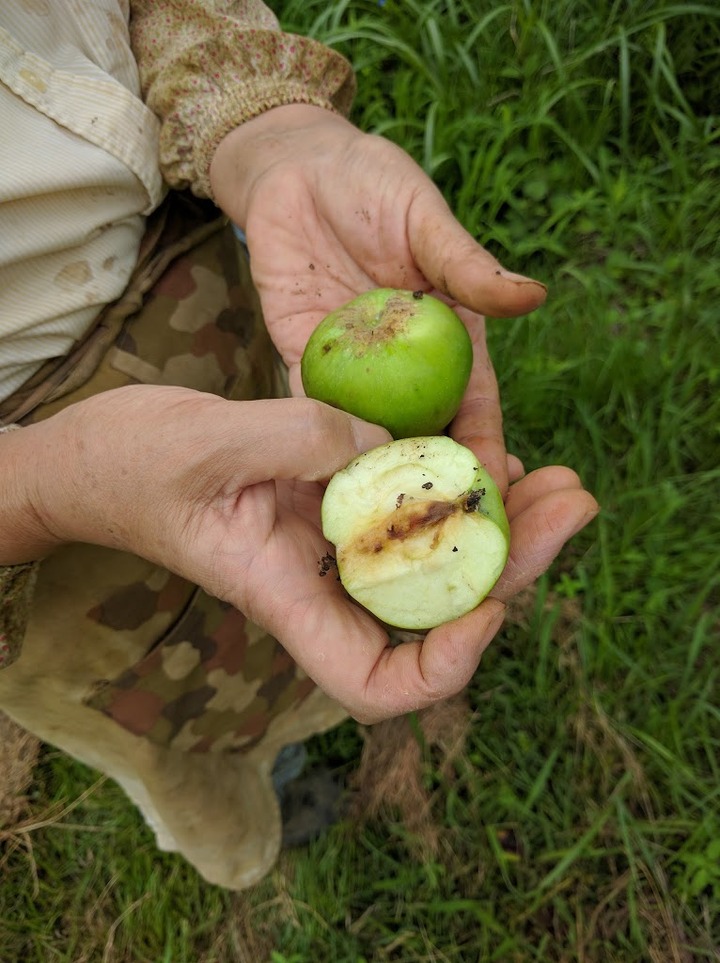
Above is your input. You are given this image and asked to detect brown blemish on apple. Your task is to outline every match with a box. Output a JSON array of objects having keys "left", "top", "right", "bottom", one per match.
[
  {"left": 464, "top": 489, "right": 485, "bottom": 512},
  {"left": 341, "top": 294, "right": 416, "bottom": 353},
  {"left": 386, "top": 499, "right": 457, "bottom": 541},
  {"left": 351, "top": 502, "right": 448, "bottom": 557},
  {"left": 352, "top": 492, "right": 478, "bottom": 560}
]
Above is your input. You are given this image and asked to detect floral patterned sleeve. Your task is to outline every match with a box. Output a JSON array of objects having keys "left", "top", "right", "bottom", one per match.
[{"left": 129, "top": 0, "right": 356, "bottom": 199}]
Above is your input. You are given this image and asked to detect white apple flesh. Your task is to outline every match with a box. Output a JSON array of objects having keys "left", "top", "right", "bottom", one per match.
[{"left": 321, "top": 436, "right": 510, "bottom": 630}]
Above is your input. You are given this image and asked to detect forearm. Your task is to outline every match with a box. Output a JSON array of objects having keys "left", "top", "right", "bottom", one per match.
[
  {"left": 0, "top": 425, "right": 62, "bottom": 564},
  {"left": 0, "top": 390, "right": 191, "bottom": 571},
  {"left": 0, "top": 399, "right": 140, "bottom": 565},
  {"left": 129, "top": 0, "right": 355, "bottom": 197}
]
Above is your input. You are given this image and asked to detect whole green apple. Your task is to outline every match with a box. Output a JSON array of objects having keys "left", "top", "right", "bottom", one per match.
[
  {"left": 321, "top": 436, "right": 510, "bottom": 630},
  {"left": 301, "top": 289, "right": 473, "bottom": 438}
]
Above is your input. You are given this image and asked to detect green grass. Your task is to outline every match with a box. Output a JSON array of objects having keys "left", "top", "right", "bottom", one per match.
[{"left": 2, "top": 0, "right": 719, "bottom": 960}]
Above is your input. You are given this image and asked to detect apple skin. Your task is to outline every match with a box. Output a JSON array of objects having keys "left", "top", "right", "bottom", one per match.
[
  {"left": 301, "top": 289, "right": 473, "bottom": 438},
  {"left": 321, "top": 436, "right": 510, "bottom": 631}
]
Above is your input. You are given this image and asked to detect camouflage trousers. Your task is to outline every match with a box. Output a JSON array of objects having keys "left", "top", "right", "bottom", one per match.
[{"left": 0, "top": 197, "right": 347, "bottom": 890}]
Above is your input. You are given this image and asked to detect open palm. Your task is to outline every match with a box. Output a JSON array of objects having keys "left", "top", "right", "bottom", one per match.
[{"left": 210, "top": 105, "right": 547, "bottom": 490}]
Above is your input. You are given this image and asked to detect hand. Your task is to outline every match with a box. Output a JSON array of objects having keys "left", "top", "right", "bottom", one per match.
[
  {"left": 209, "top": 105, "right": 547, "bottom": 493},
  {"left": 10, "top": 385, "right": 598, "bottom": 724},
  {"left": 255, "top": 459, "right": 599, "bottom": 724}
]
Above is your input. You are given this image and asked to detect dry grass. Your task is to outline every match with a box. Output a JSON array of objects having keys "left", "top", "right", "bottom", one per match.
[
  {"left": 347, "top": 693, "right": 474, "bottom": 857},
  {"left": 0, "top": 712, "right": 40, "bottom": 830}
]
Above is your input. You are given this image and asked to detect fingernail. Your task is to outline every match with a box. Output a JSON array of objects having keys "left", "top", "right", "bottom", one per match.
[
  {"left": 350, "top": 418, "right": 392, "bottom": 453},
  {"left": 498, "top": 269, "right": 547, "bottom": 291}
]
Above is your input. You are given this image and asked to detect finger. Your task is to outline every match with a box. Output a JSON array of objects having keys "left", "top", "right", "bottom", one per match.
[
  {"left": 504, "top": 466, "right": 585, "bottom": 520},
  {"left": 357, "top": 597, "right": 507, "bottom": 723},
  {"left": 237, "top": 397, "right": 391, "bottom": 484},
  {"left": 267, "top": 479, "right": 595, "bottom": 723},
  {"left": 450, "top": 313, "right": 508, "bottom": 493},
  {"left": 508, "top": 454, "right": 525, "bottom": 482},
  {"left": 257, "top": 542, "right": 506, "bottom": 725},
  {"left": 286, "top": 362, "right": 304, "bottom": 397},
  {"left": 493, "top": 487, "right": 599, "bottom": 601},
  {"left": 407, "top": 184, "right": 547, "bottom": 318}
]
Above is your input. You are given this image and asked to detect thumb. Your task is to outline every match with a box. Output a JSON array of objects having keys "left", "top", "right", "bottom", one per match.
[
  {"left": 239, "top": 397, "right": 392, "bottom": 484},
  {"left": 407, "top": 184, "right": 547, "bottom": 318}
]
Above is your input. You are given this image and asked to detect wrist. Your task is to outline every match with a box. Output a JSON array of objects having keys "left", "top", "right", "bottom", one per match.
[
  {"left": 0, "top": 423, "right": 65, "bottom": 563},
  {"left": 19, "top": 389, "right": 178, "bottom": 565},
  {"left": 14, "top": 386, "right": 243, "bottom": 574},
  {"left": 209, "top": 104, "right": 357, "bottom": 229},
  {"left": 0, "top": 394, "right": 145, "bottom": 564}
]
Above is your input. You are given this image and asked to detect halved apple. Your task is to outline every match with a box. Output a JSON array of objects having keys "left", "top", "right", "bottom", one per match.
[{"left": 321, "top": 436, "right": 510, "bottom": 630}]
